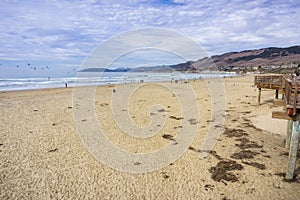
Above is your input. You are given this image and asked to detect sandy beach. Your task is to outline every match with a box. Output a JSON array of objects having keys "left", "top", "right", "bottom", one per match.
[{"left": 0, "top": 75, "right": 299, "bottom": 199}]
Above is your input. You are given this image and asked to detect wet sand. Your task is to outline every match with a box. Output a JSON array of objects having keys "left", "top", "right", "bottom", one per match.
[{"left": 0, "top": 75, "right": 299, "bottom": 199}]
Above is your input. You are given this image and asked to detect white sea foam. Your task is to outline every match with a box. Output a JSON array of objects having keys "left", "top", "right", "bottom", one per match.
[{"left": 0, "top": 72, "right": 236, "bottom": 92}]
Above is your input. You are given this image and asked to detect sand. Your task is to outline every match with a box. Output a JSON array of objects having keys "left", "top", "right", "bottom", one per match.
[{"left": 0, "top": 75, "right": 299, "bottom": 199}]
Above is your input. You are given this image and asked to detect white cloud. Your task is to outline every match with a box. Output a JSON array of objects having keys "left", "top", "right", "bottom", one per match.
[{"left": 0, "top": 0, "right": 299, "bottom": 71}]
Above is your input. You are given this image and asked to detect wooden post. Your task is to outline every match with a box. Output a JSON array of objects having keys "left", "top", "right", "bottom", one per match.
[
  {"left": 258, "top": 88, "right": 261, "bottom": 105},
  {"left": 292, "top": 84, "right": 298, "bottom": 115},
  {"left": 275, "top": 89, "right": 279, "bottom": 99},
  {"left": 285, "top": 120, "right": 293, "bottom": 148},
  {"left": 286, "top": 118, "right": 300, "bottom": 180}
]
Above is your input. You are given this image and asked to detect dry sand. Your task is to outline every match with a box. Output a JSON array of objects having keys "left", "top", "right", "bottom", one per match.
[{"left": 0, "top": 75, "right": 299, "bottom": 199}]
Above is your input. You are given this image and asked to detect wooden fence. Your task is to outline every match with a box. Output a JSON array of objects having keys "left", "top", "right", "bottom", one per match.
[
  {"left": 255, "top": 75, "right": 300, "bottom": 115},
  {"left": 255, "top": 74, "right": 299, "bottom": 180}
]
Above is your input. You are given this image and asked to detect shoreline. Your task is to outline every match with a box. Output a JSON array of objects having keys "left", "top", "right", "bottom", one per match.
[{"left": 0, "top": 72, "right": 239, "bottom": 93}]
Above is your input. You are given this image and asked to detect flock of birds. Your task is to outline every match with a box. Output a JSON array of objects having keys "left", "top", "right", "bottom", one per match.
[
  {"left": 0, "top": 63, "right": 50, "bottom": 71},
  {"left": 0, "top": 63, "right": 77, "bottom": 74},
  {"left": 15, "top": 63, "right": 50, "bottom": 71}
]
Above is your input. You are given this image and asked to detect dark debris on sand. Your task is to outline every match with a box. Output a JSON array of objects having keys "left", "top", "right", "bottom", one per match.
[
  {"left": 48, "top": 148, "right": 58, "bottom": 153},
  {"left": 235, "top": 137, "right": 263, "bottom": 149},
  {"left": 242, "top": 122, "right": 263, "bottom": 131},
  {"left": 204, "top": 184, "right": 214, "bottom": 191},
  {"left": 274, "top": 167, "right": 300, "bottom": 183},
  {"left": 242, "top": 161, "right": 266, "bottom": 170},
  {"left": 209, "top": 160, "right": 243, "bottom": 182},
  {"left": 275, "top": 171, "right": 300, "bottom": 183},
  {"left": 161, "top": 172, "right": 170, "bottom": 179},
  {"left": 169, "top": 116, "right": 183, "bottom": 120},
  {"left": 240, "top": 111, "right": 251, "bottom": 114},
  {"left": 162, "top": 134, "right": 177, "bottom": 145},
  {"left": 174, "top": 125, "right": 183, "bottom": 129},
  {"left": 274, "top": 172, "right": 286, "bottom": 177},
  {"left": 209, "top": 151, "right": 224, "bottom": 160},
  {"left": 230, "top": 150, "right": 259, "bottom": 159},
  {"left": 223, "top": 128, "right": 248, "bottom": 138},
  {"left": 133, "top": 162, "right": 141, "bottom": 166},
  {"left": 280, "top": 150, "right": 300, "bottom": 158},
  {"left": 188, "top": 118, "right": 199, "bottom": 125},
  {"left": 188, "top": 146, "right": 197, "bottom": 152},
  {"left": 162, "top": 134, "right": 173, "bottom": 140}
]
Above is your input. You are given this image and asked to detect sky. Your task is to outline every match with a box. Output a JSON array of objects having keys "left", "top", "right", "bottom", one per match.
[{"left": 0, "top": 0, "right": 300, "bottom": 77}]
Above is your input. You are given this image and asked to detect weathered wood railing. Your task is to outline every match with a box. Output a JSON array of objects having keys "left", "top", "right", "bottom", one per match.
[
  {"left": 283, "top": 79, "right": 300, "bottom": 115},
  {"left": 254, "top": 75, "right": 282, "bottom": 89},
  {"left": 254, "top": 75, "right": 300, "bottom": 114},
  {"left": 254, "top": 75, "right": 283, "bottom": 104},
  {"left": 254, "top": 75, "right": 299, "bottom": 180}
]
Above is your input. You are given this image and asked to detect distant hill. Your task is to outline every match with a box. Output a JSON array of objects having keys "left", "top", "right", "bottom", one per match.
[
  {"left": 171, "top": 45, "right": 300, "bottom": 72},
  {"left": 80, "top": 45, "right": 300, "bottom": 73},
  {"left": 79, "top": 67, "right": 129, "bottom": 72},
  {"left": 79, "top": 66, "right": 174, "bottom": 73}
]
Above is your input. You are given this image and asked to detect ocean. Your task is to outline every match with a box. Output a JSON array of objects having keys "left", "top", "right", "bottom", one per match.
[{"left": 0, "top": 72, "right": 236, "bottom": 92}]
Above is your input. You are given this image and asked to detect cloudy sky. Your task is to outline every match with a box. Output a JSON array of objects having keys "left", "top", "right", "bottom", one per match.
[{"left": 0, "top": 0, "right": 299, "bottom": 77}]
